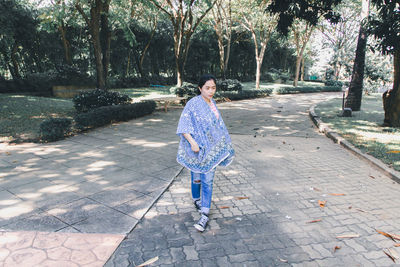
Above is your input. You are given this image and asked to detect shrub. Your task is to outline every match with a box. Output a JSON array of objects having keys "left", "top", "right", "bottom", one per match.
[
  {"left": 169, "top": 82, "right": 198, "bottom": 98},
  {"left": 74, "top": 100, "right": 156, "bottom": 130},
  {"left": 216, "top": 89, "right": 272, "bottom": 100},
  {"left": 324, "top": 80, "right": 344, "bottom": 87},
  {"left": 216, "top": 79, "right": 242, "bottom": 92},
  {"left": 73, "top": 89, "right": 132, "bottom": 113},
  {"left": 170, "top": 79, "right": 244, "bottom": 99},
  {"left": 263, "top": 69, "right": 291, "bottom": 83},
  {"left": 39, "top": 118, "right": 72, "bottom": 142},
  {"left": 275, "top": 86, "right": 342, "bottom": 94}
]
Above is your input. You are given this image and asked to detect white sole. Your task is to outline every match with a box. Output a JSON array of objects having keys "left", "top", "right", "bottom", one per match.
[{"left": 194, "top": 224, "right": 205, "bottom": 232}]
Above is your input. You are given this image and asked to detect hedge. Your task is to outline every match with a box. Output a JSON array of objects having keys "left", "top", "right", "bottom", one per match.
[
  {"left": 74, "top": 100, "right": 156, "bottom": 130},
  {"left": 39, "top": 118, "right": 72, "bottom": 142},
  {"left": 275, "top": 86, "right": 342, "bottom": 94}
]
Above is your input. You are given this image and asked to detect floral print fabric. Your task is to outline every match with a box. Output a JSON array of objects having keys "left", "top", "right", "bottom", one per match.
[{"left": 176, "top": 95, "right": 235, "bottom": 173}]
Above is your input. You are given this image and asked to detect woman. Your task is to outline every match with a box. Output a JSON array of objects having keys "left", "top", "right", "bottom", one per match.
[{"left": 176, "top": 74, "right": 235, "bottom": 232}]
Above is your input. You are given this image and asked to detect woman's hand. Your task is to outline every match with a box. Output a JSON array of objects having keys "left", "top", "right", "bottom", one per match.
[{"left": 191, "top": 142, "right": 200, "bottom": 153}]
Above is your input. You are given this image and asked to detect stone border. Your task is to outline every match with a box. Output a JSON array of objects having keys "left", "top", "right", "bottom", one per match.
[{"left": 309, "top": 104, "right": 400, "bottom": 184}]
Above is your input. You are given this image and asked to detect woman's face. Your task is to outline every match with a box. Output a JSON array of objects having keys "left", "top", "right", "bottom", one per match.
[{"left": 199, "top": 79, "right": 216, "bottom": 102}]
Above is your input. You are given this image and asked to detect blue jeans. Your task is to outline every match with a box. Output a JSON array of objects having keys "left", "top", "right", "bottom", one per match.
[{"left": 191, "top": 169, "right": 216, "bottom": 215}]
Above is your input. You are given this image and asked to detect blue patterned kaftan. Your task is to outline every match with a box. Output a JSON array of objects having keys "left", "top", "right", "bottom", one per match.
[{"left": 176, "top": 95, "right": 235, "bottom": 173}]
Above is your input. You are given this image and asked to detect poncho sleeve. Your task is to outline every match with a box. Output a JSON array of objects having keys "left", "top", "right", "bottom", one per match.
[{"left": 176, "top": 101, "right": 195, "bottom": 136}]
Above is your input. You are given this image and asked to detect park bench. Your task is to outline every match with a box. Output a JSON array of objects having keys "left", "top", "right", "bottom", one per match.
[{"left": 152, "top": 96, "right": 186, "bottom": 112}]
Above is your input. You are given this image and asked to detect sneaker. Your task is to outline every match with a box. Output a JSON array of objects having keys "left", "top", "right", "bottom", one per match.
[
  {"left": 194, "top": 199, "right": 201, "bottom": 213},
  {"left": 194, "top": 213, "right": 209, "bottom": 232}
]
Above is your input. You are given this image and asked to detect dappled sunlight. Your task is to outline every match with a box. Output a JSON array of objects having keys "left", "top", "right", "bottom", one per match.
[
  {"left": 170, "top": 187, "right": 190, "bottom": 194},
  {"left": 88, "top": 160, "right": 116, "bottom": 168},
  {"left": 78, "top": 151, "right": 106, "bottom": 158},
  {"left": 39, "top": 184, "right": 72, "bottom": 194},
  {"left": 347, "top": 129, "right": 400, "bottom": 144},
  {"left": 0, "top": 203, "right": 35, "bottom": 219}
]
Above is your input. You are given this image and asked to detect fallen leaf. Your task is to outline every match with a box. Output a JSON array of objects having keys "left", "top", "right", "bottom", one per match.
[
  {"left": 333, "top": 246, "right": 341, "bottom": 252},
  {"left": 278, "top": 258, "right": 288, "bottom": 263},
  {"left": 348, "top": 206, "right": 352, "bottom": 209},
  {"left": 12, "top": 161, "right": 18, "bottom": 163},
  {"left": 235, "top": 196, "right": 249, "bottom": 200},
  {"left": 313, "top": 187, "right": 321, "bottom": 191},
  {"left": 282, "top": 141, "right": 286, "bottom": 144},
  {"left": 5, "top": 152, "right": 11, "bottom": 155},
  {"left": 219, "top": 206, "right": 230, "bottom": 209},
  {"left": 318, "top": 200, "right": 326, "bottom": 207},
  {"left": 376, "top": 229, "right": 400, "bottom": 241},
  {"left": 383, "top": 249, "right": 399, "bottom": 263},
  {"left": 369, "top": 175, "right": 376, "bottom": 179},
  {"left": 137, "top": 256, "right": 159, "bottom": 267},
  {"left": 336, "top": 234, "right": 360, "bottom": 239},
  {"left": 386, "top": 150, "right": 400, "bottom": 154},
  {"left": 329, "top": 193, "right": 346, "bottom": 196},
  {"left": 394, "top": 244, "right": 400, "bottom": 247},
  {"left": 307, "top": 219, "right": 322, "bottom": 223},
  {"left": 356, "top": 208, "right": 367, "bottom": 213}
]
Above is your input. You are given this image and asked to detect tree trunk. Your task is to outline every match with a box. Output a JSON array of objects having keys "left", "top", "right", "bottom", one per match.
[
  {"left": 300, "top": 56, "right": 305, "bottom": 81},
  {"left": 139, "top": 24, "right": 156, "bottom": 79},
  {"left": 255, "top": 59, "right": 261, "bottom": 89},
  {"left": 76, "top": 0, "right": 107, "bottom": 89},
  {"left": 11, "top": 42, "right": 20, "bottom": 79},
  {"left": 383, "top": 49, "right": 400, "bottom": 127},
  {"left": 293, "top": 56, "right": 302, "bottom": 87},
  {"left": 224, "top": 37, "right": 231, "bottom": 79},
  {"left": 101, "top": 1, "right": 111, "bottom": 88},
  {"left": 344, "top": 0, "right": 369, "bottom": 111},
  {"left": 58, "top": 22, "right": 72, "bottom": 65}
]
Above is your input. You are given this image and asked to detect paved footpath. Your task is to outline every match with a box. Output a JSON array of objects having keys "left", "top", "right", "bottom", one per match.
[{"left": 1, "top": 92, "right": 400, "bottom": 266}]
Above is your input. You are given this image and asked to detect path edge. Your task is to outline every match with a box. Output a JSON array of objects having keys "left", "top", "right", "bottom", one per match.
[
  {"left": 104, "top": 166, "right": 184, "bottom": 266},
  {"left": 309, "top": 104, "right": 400, "bottom": 184}
]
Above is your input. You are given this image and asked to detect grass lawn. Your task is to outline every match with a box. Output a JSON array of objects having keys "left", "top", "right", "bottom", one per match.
[
  {"left": 242, "top": 81, "right": 325, "bottom": 91},
  {"left": 111, "top": 86, "right": 174, "bottom": 100},
  {"left": 315, "top": 94, "right": 400, "bottom": 171},
  {"left": 0, "top": 86, "right": 173, "bottom": 142},
  {"left": 0, "top": 94, "right": 75, "bottom": 142}
]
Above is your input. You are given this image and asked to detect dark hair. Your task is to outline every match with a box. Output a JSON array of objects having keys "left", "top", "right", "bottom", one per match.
[{"left": 198, "top": 74, "right": 217, "bottom": 89}]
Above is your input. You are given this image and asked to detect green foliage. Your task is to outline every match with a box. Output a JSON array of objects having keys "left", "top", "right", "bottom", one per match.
[
  {"left": 275, "top": 86, "right": 342, "bottom": 94},
  {"left": 267, "top": 0, "right": 342, "bottom": 35},
  {"left": 74, "top": 101, "right": 156, "bottom": 130},
  {"left": 169, "top": 82, "right": 199, "bottom": 98},
  {"left": 216, "top": 89, "right": 272, "bottom": 100},
  {"left": 368, "top": 0, "right": 400, "bottom": 56},
  {"left": 39, "top": 117, "right": 72, "bottom": 142},
  {"left": 73, "top": 89, "right": 132, "bottom": 113},
  {"left": 263, "top": 69, "right": 291, "bottom": 83},
  {"left": 324, "top": 80, "right": 343, "bottom": 87},
  {"left": 216, "top": 79, "right": 243, "bottom": 92}
]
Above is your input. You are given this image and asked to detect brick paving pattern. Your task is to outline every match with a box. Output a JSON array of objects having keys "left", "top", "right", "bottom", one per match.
[
  {"left": 107, "top": 94, "right": 400, "bottom": 266},
  {"left": 1, "top": 92, "right": 400, "bottom": 266}
]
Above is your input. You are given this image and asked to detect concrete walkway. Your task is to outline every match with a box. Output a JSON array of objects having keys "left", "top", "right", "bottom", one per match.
[{"left": 1, "top": 92, "right": 400, "bottom": 266}]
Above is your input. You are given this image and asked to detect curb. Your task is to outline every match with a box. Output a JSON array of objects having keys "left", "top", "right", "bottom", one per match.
[{"left": 309, "top": 104, "right": 400, "bottom": 184}]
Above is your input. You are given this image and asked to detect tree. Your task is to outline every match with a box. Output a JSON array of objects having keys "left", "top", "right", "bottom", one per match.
[
  {"left": 267, "top": 0, "right": 341, "bottom": 35},
  {"left": 211, "top": 0, "right": 233, "bottom": 79},
  {"left": 344, "top": 0, "right": 370, "bottom": 111},
  {"left": 291, "top": 20, "right": 315, "bottom": 86},
  {"left": 318, "top": 0, "right": 360, "bottom": 81},
  {"left": 235, "top": 0, "right": 277, "bottom": 89},
  {"left": 368, "top": 0, "right": 400, "bottom": 126},
  {"left": 0, "top": 0, "right": 37, "bottom": 79},
  {"left": 149, "top": 0, "right": 216, "bottom": 86},
  {"left": 75, "top": 0, "right": 111, "bottom": 89}
]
